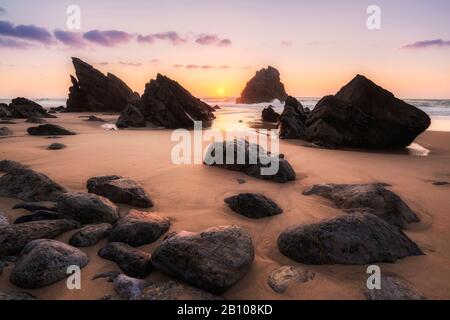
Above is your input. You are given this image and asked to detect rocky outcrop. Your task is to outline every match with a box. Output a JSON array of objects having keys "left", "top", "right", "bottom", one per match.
[
  {"left": 152, "top": 225, "right": 254, "bottom": 294},
  {"left": 267, "top": 266, "right": 315, "bottom": 293},
  {"left": 277, "top": 213, "right": 422, "bottom": 265},
  {"left": 116, "top": 104, "right": 146, "bottom": 128},
  {"left": 279, "top": 96, "right": 307, "bottom": 139},
  {"left": 261, "top": 106, "right": 280, "bottom": 122},
  {"left": 303, "top": 183, "right": 419, "bottom": 229},
  {"left": 0, "top": 219, "right": 79, "bottom": 258},
  {"left": 108, "top": 210, "right": 170, "bottom": 246},
  {"left": 0, "top": 168, "right": 67, "bottom": 202},
  {"left": 27, "top": 124, "right": 75, "bottom": 136},
  {"left": 66, "top": 57, "right": 139, "bottom": 112},
  {"left": 13, "top": 210, "right": 61, "bottom": 224},
  {"left": 236, "top": 66, "right": 288, "bottom": 104},
  {"left": 362, "top": 276, "right": 426, "bottom": 300},
  {"left": 8, "top": 98, "right": 52, "bottom": 119},
  {"left": 204, "top": 140, "right": 296, "bottom": 183},
  {"left": 12, "top": 201, "right": 57, "bottom": 213},
  {"left": 87, "top": 175, "right": 153, "bottom": 208},
  {"left": 69, "top": 223, "right": 112, "bottom": 247},
  {"left": 98, "top": 242, "right": 153, "bottom": 279},
  {"left": 224, "top": 193, "right": 283, "bottom": 219},
  {"left": 10, "top": 239, "right": 89, "bottom": 289},
  {"left": 57, "top": 192, "right": 120, "bottom": 224},
  {"left": 133, "top": 280, "right": 222, "bottom": 300}
]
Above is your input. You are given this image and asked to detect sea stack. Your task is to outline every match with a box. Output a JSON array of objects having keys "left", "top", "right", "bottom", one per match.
[
  {"left": 66, "top": 57, "right": 139, "bottom": 112},
  {"left": 236, "top": 66, "right": 288, "bottom": 104}
]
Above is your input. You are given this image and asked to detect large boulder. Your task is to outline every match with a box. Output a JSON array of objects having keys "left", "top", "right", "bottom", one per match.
[
  {"left": 8, "top": 98, "right": 52, "bottom": 119},
  {"left": 133, "top": 281, "right": 222, "bottom": 300},
  {"left": 236, "top": 66, "right": 288, "bottom": 104},
  {"left": 279, "top": 96, "right": 308, "bottom": 139},
  {"left": 108, "top": 210, "right": 170, "bottom": 246},
  {"left": 57, "top": 192, "right": 120, "bottom": 224},
  {"left": 261, "top": 106, "right": 280, "bottom": 122},
  {"left": 204, "top": 140, "right": 296, "bottom": 183},
  {"left": 98, "top": 242, "right": 153, "bottom": 279},
  {"left": 0, "top": 219, "right": 79, "bottom": 258},
  {"left": 152, "top": 225, "right": 255, "bottom": 294},
  {"left": 116, "top": 104, "right": 146, "bottom": 128},
  {"left": 277, "top": 213, "right": 422, "bottom": 265},
  {"left": 66, "top": 57, "right": 140, "bottom": 112},
  {"left": 0, "top": 168, "right": 67, "bottom": 202},
  {"left": 303, "top": 183, "right": 419, "bottom": 229},
  {"left": 69, "top": 223, "right": 112, "bottom": 247},
  {"left": 87, "top": 175, "right": 153, "bottom": 208},
  {"left": 0, "top": 160, "right": 27, "bottom": 173},
  {"left": 363, "top": 276, "right": 426, "bottom": 300},
  {"left": 224, "top": 193, "right": 283, "bottom": 219},
  {"left": 10, "top": 239, "right": 89, "bottom": 289},
  {"left": 27, "top": 124, "right": 75, "bottom": 136}
]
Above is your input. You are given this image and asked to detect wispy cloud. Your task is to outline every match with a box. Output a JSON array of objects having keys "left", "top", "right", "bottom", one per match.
[
  {"left": 403, "top": 39, "right": 450, "bottom": 49},
  {"left": 174, "top": 64, "right": 232, "bottom": 70},
  {"left": 119, "top": 61, "right": 143, "bottom": 67},
  {"left": 281, "top": 40, "right": 293, "bottom": 47},
  {"left": 195, "top": 34, "right": 232, "bottom": 47},
  {"left": 138, "top": 31, "right": 187, "bottom": 45},
  {"left": 83, "top": 30, "right": 132, "bottom": 47},
  {"left": 0, "top": 20, "right": 54, "bottom": 44},
  {"left": 0, "top": 36, "right": 33, "bottom": 49}
]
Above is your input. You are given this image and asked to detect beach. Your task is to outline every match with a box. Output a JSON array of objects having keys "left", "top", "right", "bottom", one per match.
[{"left": 1, "top": 111, "right": 449, "bottom": 300}]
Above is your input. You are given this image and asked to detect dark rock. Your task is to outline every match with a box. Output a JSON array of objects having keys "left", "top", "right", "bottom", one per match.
[
  {"left": 116, "top": 104, "right": 146, "bottom": 128},
  {"left": 8, "top": 98, "right": 52, "bottom": 119},
  {"left": 0, "top": 168, "right": 67, "bottom": 201},
  {"left": 10, "top": 239, "right": 89, "bottom": 289},
  {"left": 108, "top": 210, "right": 170, "bottom": 246},
  {"left": 12, "top": 201, "right": 57, "bottom": 213},
  {"left": 50, "top": 106, "right": 66, "bottom": 112},
  {"left": 0, "top": 103, "right": 11, "bottom": 118},
  {"left": 0, "top": 211, "right": 8, "bottom": 225},
  {"left": 132, "top": 280, "right": 222, "bottom": 300},
  {"left": 363, "top": 276, "right": 426, "bottom": 300},
  {"left": 87, "top": 175, "right": 153, "bottom": 208},
  {"left": 69, "top": 223, "right": 112, "bottom": 247},
  {"left": 268, "top": 266, "right": 315, "bottom": 293},
  {"left": 92, "top": 271, "right": 121, "bottom": 282},
  {"left": 432, "top": 181, "right": 450, "bottom": 186},
  {"left": 152, "top": 225, "right": 254, "bottom": 294},
  {"left": 66, "top": 57, "right": 140, "bottom": 112},
  {"left": 236, "top": 66, "right": 288, "bottom": 104},
  {"left": 0, "top": 290, "right": 38, "bottom": 300},
  {"left": 48, "top": 143, "right": 66, "bottom": 150},
  {"left": 213, "top": 105, "right": 221, "bottom": 110},
  {"left": 0, "top": 127, "right": 13, "bottom": 136},
  {"left": 85, "top": 115, "right": 106, "bottom": 122},
  {"left": 14, "top": 210, "right": 61, "bottom": 224},
  {"left": 277, "top": 213, "right": 423, "bottom": 265},
  {"left": 279, "top": 96, "right": 308, "bottom": 139},
  {"left": 0, "top": 219, "right": 79, "bottom": 258},
  {"left": 237, "top": 178, "right": 247, "bottom": 185},
  {"left": 25, "top": 116, "right": 46, "bottom": 124},
  {"left": 261, "top": 105, "right": 280, "bottom": 122},
  {"left": 98, "top": 242, "right": 153, "bottom": 279},
  {"left": 112, "top": 274, "right": 151, "bottom": 299},
  {"left": 224, "top": 193, "right": 283, "bottom": 219},
  {"left": 27, "top": 124, "right": 75, "bottom": 136},
  {"left": 303, "top": 183, "right": 419, "bottom": 229},
  {"left": 204, "top": 140, "right": 296, "bottom": 183},
  {"left": 0, "top": 160, "right": 27, "bottom": 173},
  {"left": 57, "top": 192, "right": 120, "bottom": 224}
]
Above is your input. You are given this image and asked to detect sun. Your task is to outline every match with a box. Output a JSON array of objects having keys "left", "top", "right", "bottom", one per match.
[{"left": 217, "top": 87, "right": 225, "bottom": 97}]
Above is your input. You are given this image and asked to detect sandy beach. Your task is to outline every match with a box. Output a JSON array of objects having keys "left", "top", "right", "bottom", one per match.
[{"left": 1, "top": 112, "right": 449, "bottom": 300}]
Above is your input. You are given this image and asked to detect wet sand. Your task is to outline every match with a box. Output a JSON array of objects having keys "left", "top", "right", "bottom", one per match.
[{"left": 0, "top": 112, "right": 449, "bottom": 300}]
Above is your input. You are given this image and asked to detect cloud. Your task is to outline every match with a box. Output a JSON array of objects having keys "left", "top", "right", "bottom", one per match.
[
  {"left": 201, "top": 65, "right": 215, "bottom": 70},
  {"left": 137, "top": 34, "right": 155, "bottom": 44},
  {"left": 403, "top": 39, "right": 450, "bottom": 49},
  {"left": 83, "top": 30, "right": 132, "bottom": 47},
  {"left": 220, "top": 65, "right": 230, "bottom": 69},
  {"left": 0, "top": 7, "right": 7, "bottom": 15},
  {"left": 173, "top": 64, "right": 184, "bottom": 68},
  {"left": 174, "top": 64, "right": 231, "bottom": 70},
  {"left": 186, "top": 64, "right": 199, "bottom": 69},
  {"left": 281, "top": 40, "right": 293, "bottom": 47},
  {"left": 138, "top": 31, "right": 186, "bottom": 45},
  {"left": 54, "top": 30, "right": 85, "bottom": 48},
  {"left": 94, "top": 62, "right": 109, "bottom": 66},
  {"left": 195, "top": 34, "right": 232, "bottom": 47},
  {"left": 0, "top": 20, "right": 54, "bottom": 44},
  {"left": 0, "top": 36, "right": 32, "bottom": 49},
  {"left": 119, "top": 61, "right": 143, "bottom": 67}
]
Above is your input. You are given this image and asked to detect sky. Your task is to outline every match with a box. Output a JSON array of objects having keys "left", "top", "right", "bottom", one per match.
[{"left": 0, "top": 0, "right": 449, "bottom": 99}]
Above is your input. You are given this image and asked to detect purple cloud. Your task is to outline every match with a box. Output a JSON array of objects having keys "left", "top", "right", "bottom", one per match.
[
  {"left": 0, "top": 20, "right": 53, "bottom": 44},
  {"left": 186, "top": 64, "right": 199, "bottom": 69},
  {"left": 195, "top": 34, "right": 231, "bottom": 47},
  {"left": 54, "top": 30, "right": 85, "bottom": 48},
  {"left": 83, "top": 30, "right": 132, "bottom": 47},
  {"left": 0, "top": 36, "right": 32, "bottom": 49},
  {"left": 119, "top": 61, "right": 143, "bottom": 67},
  {"left": 137, "top": 34, "right": 155, "bottom": 44},
  {"left": 138, "top": 31, "right": 186, "bottom": 45},
  {"left": 403, "top": 39, "right": 450, "bottom": 49}
]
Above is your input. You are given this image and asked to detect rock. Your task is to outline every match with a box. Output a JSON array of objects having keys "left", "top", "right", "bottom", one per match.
[
  {"left": 0, "top": 290, "right": 38, "bottom": 300},
  {"left": 57, "top": 192, "right": 120, "bottom": 224},
  {"left": 213, "top": 105, "right": 221, "bottom": 110},
  {"left": 10, "top": 239, "right": 89, "bottom": 289},
  {"left": 50, "top": 106, "right": 67, "bottom": 112},
  {"left": 0, "top": 219, "right": 79, "bottom": 258},
  {"left": 0, "top": 168, "right": 67, "bottom": 201},
  {"left": 125, "top": 74, "right": 215, "bottom": 129},
  {"left": 0, "top": 160, "right": 27, "bottom": 173},
  {"left": 204, "top": 140, "right": 296, "bottom": 183},
  {"left": 25, "top": 116, "right": 46, "bottom": 124},
  {"left": 113, "top": 274, "right": 151, "bottom": 299},
  {"left": 27, "top": 124, "right": 75, "bottom": 136},
  {"left": 85, "top": 115, "right": 106, "bottom": 122},
  {"left": 152, "top": 225, "right": 254, "bottom": 294},
  {"left": 432, "top": 181, "right": 450, "bottom": 186},
  {"left": 363, "top": 276, "right": 426, "bottom": 300},
  {"left": 237, "top": 178, "right": 247, "bottom": 185},
  {"left": 8, "top": 97, "right": 52, "bottom": 119},
  {"left": 66, "top": 57, "right": 140, "bottom": 112},
  {"left": 48, "top": 143, "right": 66, "bottom": 150},
  {"left": 87, "top": 175, "right": 153, "bottom": 208},
  {"left": 268, "top": 266, "right": 315, "bottom": 293},
  {"left": 261, "top": 106, "right": 280, "bottom": 122},
  {"left": 224, "top": 193, "right": 283, "bottom": 219},
  {"left": 98, "top": 242, "right": 153, "bottom": 279},
  {"left": 116, "top": 104, "right": 146, "bottom": 128},
  {"left": 277, "top": 213, "right": 423, "bottom": 265},
  {"left": 14, "top": 210, "right": 61, "bottom": 224},
  {"left": 12, "top": 201, "right": 58, "bottom": 212},
  {"left": 108, "top": 210, "right": 170, "bottom": 246},
  {"left": 236, "top": 66, "right": 288, "bottom": 104},
  {"left": 0, "top": 127, "right": 13, "bottom": 136},
  {"left": 279, "top": 96, "right": 308, "bottom": 139},
  {"left": 69, "top": 223, "right": 112, "bottom": 247},
  {"left": 303, "top": 75, "right": 431, "bottom": 149},
  {"left": 0, "top": 103, "right": 11, "bottom": 118},
  {"left": 0, "top": 211, "right": 8, "bottom": 225},
  {"left": 303, "top": 183, "right": 419, "bottom": 229},
  {"left": 133, "top": 280, "right": 222, "bottom": 300}
]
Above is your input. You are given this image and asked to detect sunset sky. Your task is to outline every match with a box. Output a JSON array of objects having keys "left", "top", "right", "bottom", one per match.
[{"left": 0, "top": 0, "right": 449, "bottom": 99}]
